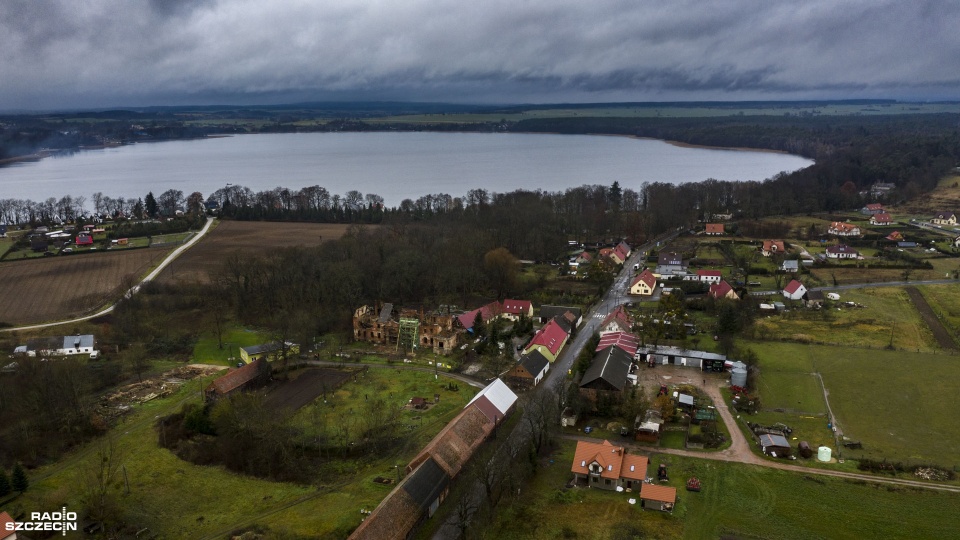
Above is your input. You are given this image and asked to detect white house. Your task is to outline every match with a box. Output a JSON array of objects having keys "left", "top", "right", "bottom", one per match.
[
  {"left": 696, "top": 269, "right": 722, "bottom": 284},
  {"left": 783, "top": 280, "right": 807, "bottom": 300},
  {"left": 825, "top": 245, "right": 860, "bottom": 259},
  {"left": 828, "top": 222, "right": 861, "bottom": 236}
]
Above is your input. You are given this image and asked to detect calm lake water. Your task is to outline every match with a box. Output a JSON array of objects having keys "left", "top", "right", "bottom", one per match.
[{"left": 0, "top": 132, "right": 812, "bottom": 206}]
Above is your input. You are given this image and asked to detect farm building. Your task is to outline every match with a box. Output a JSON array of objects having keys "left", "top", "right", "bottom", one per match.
[
  {"left": 579, "top": 346, "right": 633, "bottom": 408},
  {"left": 704, "top": 223, "right": 724, "bottom": 235},
  {"left": 522, "top": 319, "right": 569, "bottom": 362},
  {"left": 629, "top": 269, "right": 657, "bottom": 296},
  {"left": 506, "top": 350, "right": 551, "bottom": 387},
  {"left": 636, "top": 345, "right": 730, "bottom": 372},
  {"left": 570, "top": 440, "right": 648, "bottom": 491},
  {"left": 708, "top": 280, "right": 739, "bottom": 300},
  {"left": 17, "top": 334, "right": 97, "bottom": 357},
  {"left": 828, "top": 222, "right": 861, "bottom": 236},
  {"left": 761, "top": 240, "right": 785, "bottom": 257},
  {"left": 598, "top": 305, "right": 633, "bottom": 334},
  {"left": 759, "top": 433, "right": 792, "bottom": 457},
  {"left": 205, "top": 358, "right": 271, "bottom": 401},
  {"left": 639, "top": 483, "right": 677, "bottom": 512},
  {"left": 239, "top": 341, "right": 298, "bottom": 363},
  {"left": 783, "top": 279, "right": 807, "bottom": 300},
  {"left": 781, "top": 259, "right": 799, "bottom": 273},
  {"left": 804, "top": 290, "right": 826, "bottom": 308},
  {"left": 538, "top": 305, "right": 583, "bottom": 327},
  {"left": 561, "top": 407, "right": 579, "bottom": 427}
]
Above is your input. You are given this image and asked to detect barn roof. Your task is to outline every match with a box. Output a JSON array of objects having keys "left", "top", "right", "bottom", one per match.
[
  {"left": 466, "top": 378, "right": 518, "bottom": 419},
  {"left": 596, "top": 332, "right": 640, "bottom": 358},
  {"left": 784, "top": 279, "right": 805, "bottom": 294},
  {"left": 580, "top": 346, "right": 633, "bottom": 391},
  {"left": 402, "top": 457, "right": 450, "bottom": 512},
  {"left": 519, "top": 350, "right": 550, "bottom": 379},
  {"left": 208, "top": 358, "right": 267, "bottom": 395},
  {"left": 640, "top": 483, "right": 677, "bottom": 504},
  {"left": 524, "top": 319, "right": 568, "bottom": 356}
]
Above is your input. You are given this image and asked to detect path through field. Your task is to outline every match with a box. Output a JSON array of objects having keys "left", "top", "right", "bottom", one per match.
[{"left": 904, "top": 286, "right": 957, "bottom": 349}]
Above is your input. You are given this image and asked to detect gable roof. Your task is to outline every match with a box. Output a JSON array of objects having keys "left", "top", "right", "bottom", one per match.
[
  {"left": 600, "top": 305, "right": 633, "bottom": 331},
  {"left": 501, "top": 299, "right": 532, "bottom": 316},
  {"left": 525, "top": 319, "right": 568, "bottom": 356},
  {"left": 62, "top": 334, "right": 95, "bottom": 349},
  {"left": 0, "top": 512, "right": 15, "bottom": 540},
  {"left": 240, "top": 342, "right": 288, "bottom": 356},
  {"left": 466, "top": 378, "right": 518, "bottom": 420},
  {"left": 410, "top": 405, "right": 492, "bottom": 478},
  {"left": 539, "top": 305, "right": 582, "bottom": 321},
  {"left": 708, "top": 280, "right": 735, "bottom": 299},
  {"left": 402, "top": 457, "right": 451, "bottom": 512},
  {"left": 886, "top": 230, "right": 904, "bottom": 241},
  {"left": 571, "top": 440, "right": 624, "bottom": 480},
  {"left": 613, "top": 242, "right": 630, "bottom": 262},
  {"left": 934, "top": 211, "right": 956, "bottom": 220},
  {"left": 762, "top": 240, "right": 785, "bottom": 252},
  {"left": 871, "top": 212, "right": 892, "bottom": 222},
  {"left": 826, "top": 244, "right": 859, "bottom": 255},
  {"left": 580, "top": 346, "right": 633, "bottom": 391},
  {"left": 631, "top": 269, "right": 657, "bottom": 290},
  {"left": 457, "top": 301, "right": 502, "bottom": 330},
  {"left": 865, "top": 203, "right": 884, "bottom": 210},
  {"left": 759, "top": 433, "right": 791, "bottom": 449},
  {"left": 784, "top": 279, "right": 805, "bottom": 294},
  {"left": 696, "top": 269, "right": 722, "bottom": 278},
  {"left": 208, "top": 358, "right": 267, "bottom": 395},
  {"left": 781, "top": 260, "right": 799, "bottom": 270},
  {"left": 596, "top": 331, "right": 641, "bottom": 358},
  {"left": 829, "top": 221, "right": 859, "bottom": 233},
  {"left": 640, "top": 483, "right": 677, "bottom": 504},
  {"left": 705, "top": 223, "right": 724, "bottom": 234},
  {"left": 657, "top": 252, "right": 683, "bottom": 266},
  {"left": 519, "top": 350, "right": 550, "bottom": 378},
  {"left": 620, "top": 453, "right": 649, "bottom": 481}
]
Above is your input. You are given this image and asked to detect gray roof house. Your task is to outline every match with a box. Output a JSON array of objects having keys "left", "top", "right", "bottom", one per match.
[{"left": 580, "top": 346, "right": 633, "bottom": 392}]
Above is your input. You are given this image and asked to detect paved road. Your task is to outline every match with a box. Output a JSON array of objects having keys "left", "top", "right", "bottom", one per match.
[{"left": 2, "top": 216, "right": 216, "bottom": 332}]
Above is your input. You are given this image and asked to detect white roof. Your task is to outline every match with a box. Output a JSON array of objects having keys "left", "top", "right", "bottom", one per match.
[{"left": 466, "top": 378, "right": 518, "bottom": 416}]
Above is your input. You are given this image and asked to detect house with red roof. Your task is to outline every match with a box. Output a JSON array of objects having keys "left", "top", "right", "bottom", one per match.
[
  {"left": 640, "top": 483, "right": 677, "bottom": 512},
  {"left": 783, "top": 279, "right": 807, "bottom": 300},
  {"left": 522, "top": 319, "right": 569, "bottom": 362},
  {"left": 596, "top": 331, "right": 641, "bottom": 358},
  {"left": 614, "top": 241, "right": 631, "bottom": 262},
  {"left": 599, "top": 305, "right": 633, "bottom": 334},
  {"left": 861, "top": 203, "right": 884, "bottom": 215},
  {"left": 456, "top": 301, "right": 502, "bottom": 331},
  {"left": 708, "top": 280, "right": 739, "bottom": 300},
  {"left": 598, "top": 247, "right": 623, "bottom": 265},
  {"left": 696, "top": 269, "right": 722, "bottom": 284},
  {"left": 0, "top": 512, "right": 16, "bottom": 540},
  {"left": 75, "top": 232, "right": 93, "bottom": 246},
  {"left": 704, "top": 223, "right": 724, "bottom": 235},
  {"left": 761, "top": 240, "right": 786, "bottom": 257},
  {"left": 500, "top": 299, "right": 533, "bottom": 321},
  {"left": 886, "top": 231, "right": 904, "bottom": 242},
  {"left": 869, "top": 213, "right": 892, "bottom": 225},
  {"left": 828, "top": 222, "right": 861, "bottom": 236},
  {"left": 571, "top": 439, "right": 648, "bottom": 491},
  {"left": 629, "top": 269, "right": 657, "bottom": 296}
]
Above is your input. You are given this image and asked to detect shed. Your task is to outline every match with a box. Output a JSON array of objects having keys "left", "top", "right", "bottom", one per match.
[
  {"left": 639, "top": 483, "right": 677, "bottom": 512},
  {"left": 759, "top": 433, "right": 792, "bottom": 457}
]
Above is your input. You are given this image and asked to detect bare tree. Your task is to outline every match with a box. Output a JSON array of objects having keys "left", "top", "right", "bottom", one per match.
[{"left": 79, "top": 437, "right": 125, "bottom": 532}]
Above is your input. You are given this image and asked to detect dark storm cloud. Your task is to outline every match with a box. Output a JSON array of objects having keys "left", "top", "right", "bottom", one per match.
[{"left": 1, "top": 0, "right": 958, "bottom": 109}]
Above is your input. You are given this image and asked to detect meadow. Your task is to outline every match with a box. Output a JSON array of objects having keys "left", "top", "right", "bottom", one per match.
[
  {"left": 11, "top": 367, "right": 475, "bottom": 539},
  {"left": 746, "top": 341, "right": 960, "bottom": 467},
  {"left": 476, "top": 441, "right": 960, "bottom": 540}
]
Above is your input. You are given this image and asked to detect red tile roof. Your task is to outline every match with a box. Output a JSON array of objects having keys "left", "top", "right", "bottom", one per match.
[
  {"left": 762, "top": 240, "right": 785, "bottom": 253},
  {"left": 708, "top": 280, "right": 735, "bottom": 299},
  {"left": 696, "top": 269, "right": 722, "bottom": 278},
  {"left": 865, "top": 203, "right": 884, "bottom": 211},
  {"left": 501, "top": 299, "right": 532, "bottom": 316},
  {"left": 571, "top": 440, "right": 624, "bottom": 480},
  {"left": 621, "top": 454, "right": 649, "bottom": 481},
  {"left": 524, "top": 319, "right": 568, "bottom": 356},
  {"left": 0, "top": 512, "right": 14, "bottom": 540},
  {"left": 830, "top": 222, "right": 859, "bottom": 233},
  {"left": 457, "top": 301, "right": 502, "bottom": 330},
  {"left": 640, "top": 483, "right": 677, "bottom": 504},
  {"left": 871, "top": 213, "right": 892, "bottom": 223},
  {"left": 705, "top": 223, "right": 724, "bottom": 234},
  {"left": 600, "top": 305, "right": 632, "bottom": 331},
  {"left": 631, "top": 269, "right": 657, "bottom": 290}
]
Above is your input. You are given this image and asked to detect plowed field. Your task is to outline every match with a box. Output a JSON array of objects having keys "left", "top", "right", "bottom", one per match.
[
  {"left": 156, "top": 220, "right": 358, "bottom": 284},
  {"left": 0, "top": 248, "right": 171, "bottom": 325}
]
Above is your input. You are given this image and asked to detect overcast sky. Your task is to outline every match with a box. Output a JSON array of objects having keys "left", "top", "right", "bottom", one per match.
[{"left": 2, "top": 0, "right": 958, "bottom": 110}]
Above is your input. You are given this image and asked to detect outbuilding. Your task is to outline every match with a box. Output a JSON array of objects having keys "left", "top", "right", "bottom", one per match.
[{"left": 639, "top": 483, "right": 677, "bottom": 512}]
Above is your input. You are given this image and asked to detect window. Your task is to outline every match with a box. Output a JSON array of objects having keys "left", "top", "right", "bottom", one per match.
[
  {"left": 605, "top": 479, "right": 611, "bottom": 485},
  {"left": 592, "top": 476, "right": 597, "bottom": 483}
]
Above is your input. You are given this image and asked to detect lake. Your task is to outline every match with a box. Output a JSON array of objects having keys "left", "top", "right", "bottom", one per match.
[{"left": 0, "top": 132, "right": 812, "bottom": 206}]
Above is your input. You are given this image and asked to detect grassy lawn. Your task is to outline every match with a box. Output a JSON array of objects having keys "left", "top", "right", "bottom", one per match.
[
  {"left": 754, "top": 370, "right": 826, "bottom": 414},
  {"left": 918, "top": 284, "right": 960, "bottom": 339},
  {"left": 192, "top": 326, "right": 269, "bottom": 365},
  {"left": 746, "top": 341, "right": 960, "bottom": 467},
  {"left": 151, "top": 232, "right": 193, "bottom": 244},
  {"left": 751, "top": 286, "right": 938, "bottom": 350},
  {"left": 479, "top": 440, "right": 960, "bottom": 540},
  {"left": 13, "top": 368, "right": 476, "bottom": 539}
]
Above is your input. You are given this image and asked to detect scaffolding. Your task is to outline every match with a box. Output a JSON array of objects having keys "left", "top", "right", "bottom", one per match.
[{"left": 397, "top": 317, "right": 420, "bottom": 352}]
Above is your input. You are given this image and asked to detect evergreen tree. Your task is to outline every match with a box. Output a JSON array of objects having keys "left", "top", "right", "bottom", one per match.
[
  {"left": 11, "top": 462, "right": 28, "bottom": 493},
  {"left": 144, "top": 191, "right": 158, "bottom": 218},
  {"left": 0, "top": 469, "right": 10, "bottom": 497}
]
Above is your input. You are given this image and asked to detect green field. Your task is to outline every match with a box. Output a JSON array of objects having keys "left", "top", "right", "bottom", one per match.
[
  {"left": 747, "top": 342, "right": 960, "bottom": 467},
  {"left": 13, "top": 368, "right": 475, "bottom": 539},
  {"left": 918, "top": 284, "right": 960, "bottom": 341},
  {"left": 752, "top": 287, "right": 938, "bottom": 351},
  {"left": 478, "top": 441, "right": 960, "bottom": 540}
]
